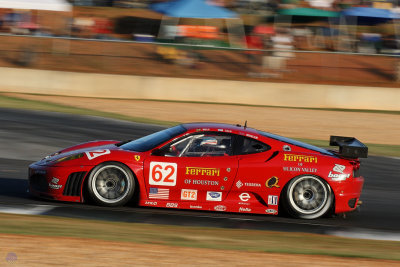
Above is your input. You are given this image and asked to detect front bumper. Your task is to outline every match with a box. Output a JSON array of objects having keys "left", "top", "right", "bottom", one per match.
[
  {"left": 28, "top": 163, "right": 90, "bottom": 203},
  {"left": 333, "top": 176, "right": 364, "bottom": 214}
]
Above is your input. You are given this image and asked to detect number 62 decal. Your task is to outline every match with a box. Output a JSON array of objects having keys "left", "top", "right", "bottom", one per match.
[{"left": 149, "top": 162, "right": 177, "bottom": 186}]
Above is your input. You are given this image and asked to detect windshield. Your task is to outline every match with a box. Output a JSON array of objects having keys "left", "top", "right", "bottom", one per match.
[
  {"left": 120, "top": 125, "right": 186, "bottom": 152},
  {"left": 258, "top": 130, "right": 334, "bottom": 156}
]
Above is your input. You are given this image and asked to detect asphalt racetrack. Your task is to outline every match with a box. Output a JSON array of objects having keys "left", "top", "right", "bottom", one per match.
[{"left": 0, "top": 108, "right": 399, "bottom": 238}]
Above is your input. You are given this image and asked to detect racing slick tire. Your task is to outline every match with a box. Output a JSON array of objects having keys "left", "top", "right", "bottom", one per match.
[
  {"left": 87, "top": 162, "right": 135, "bottom": 207},
  {"left": 284, "top": 175, "right": 333, "bottom": 219}
]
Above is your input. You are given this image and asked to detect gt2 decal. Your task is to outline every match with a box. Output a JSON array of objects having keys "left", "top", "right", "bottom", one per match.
[
  {"left": 181, "top": 189, "right": 197, "bottom": 201},
  {"left": 86, "top": 149, "right": 110, "bottom": 160},
  {"left": 149, "top": 162, "right": 177, "bottom": 186}
]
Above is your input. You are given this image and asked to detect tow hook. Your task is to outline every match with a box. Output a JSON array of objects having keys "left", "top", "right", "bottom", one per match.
[{"left": 356, "top": 200, "right": 362, "bottom": 212}]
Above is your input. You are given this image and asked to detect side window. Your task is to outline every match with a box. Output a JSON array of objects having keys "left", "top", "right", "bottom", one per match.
[
  {"left": 240, "top": 137, "right": 270, "bottom": 155},
  {"left": 164, "top": 133, "right": 233, "bottom": 157}
]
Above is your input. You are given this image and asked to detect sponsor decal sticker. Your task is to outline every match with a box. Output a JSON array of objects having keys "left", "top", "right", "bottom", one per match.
[
  {"left": 49, "top": 177, "right": 62, "bottom": 190},
  {"left": 266, "top": 177, "right": 280, "bottom": 188},
  {"left": 245, "top": 182, "right": 261, "bottom": 187},
  {"left": 246, "top": 134, "right": 258, "bottom": 139},
  {"left": 268, "top": 195, "right": 278, "bottom": 205},
  {"left": 145, "top": 201, "right": 157, "bottom": 205},
  {"left": 149, "top": 162, "right": 177, "bottom": 186},
  {"left": 134, "top": 155, "right": 141, "bottom": 161},
  {"left": 190, "top": 205, "right": 202, "bottom": 209},
  {"left": 284, "top": 154, "right": 318, "bottom": 163},
  {"left": 333, "top": 164, "right": 345, "bottom": 173},
  {"left": 236, "top": 180, "right": 243, "bottom": 188},
  {"left": 149, "top": 188, "right": 170, "bottom": 199},
  {"left": 283, "top": 166, "right": 317, "bottom": 173},
  {"left": 328, "top": 164, "right": 350, "bottom": 181},
  {"left": 186, "top": 167, "right": 220, "bottom": 176},
  {"left": 181, "top": 189, "right": 197, "bottom": 201},
  {"left": 265, "top": 209, "right": 278, "bottom": 214},
  {"left": 207, "top": 191, "right": 222, "bottom": 201},
  {"left": 239, "top": 193, "right": 251, "bottom": 202},
  {"left": 166, "top": 203, "right": 178, "bottom": 208},
  {"left": 328, "top": 172, "right": 350, "bottom": 181},
  {"left": 239, "top": 207, "right": 252, "bottom": 212},
  {"left": 214, "top": 205, "right": 226, "bottom": 211},
  {"left": 184, "top": 179, "right": 219, "bottom": 186},
  {"left": 206, "top": 191, "right": 222, "bottom": 201},
  {"left": 86, "top": 149, "right": 110, "bottom": 160}
]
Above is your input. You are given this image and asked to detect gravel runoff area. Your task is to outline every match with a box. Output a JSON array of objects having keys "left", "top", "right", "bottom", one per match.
[
  {"left": 5, "top": 93, "right": 400, "bottom": 145},
  {"left": 2, "top": 234, "right": 399, "bottom": 267}
]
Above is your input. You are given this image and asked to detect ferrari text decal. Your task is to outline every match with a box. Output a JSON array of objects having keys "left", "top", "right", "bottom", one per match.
[
  {"left": 86, "top": 149, "right": 110, "bottom": 160},
  {"left": 181, "top": 189, "right": 197, "bottom": 201},
  {"left": 284, "top": 154, "right": 318, "bottom": 163},
  {"left": 186, "top": 167, "right": 220, "bottom": 176},
  {"left": 149, "top": 162, "right": 177, "bottom": 186}
]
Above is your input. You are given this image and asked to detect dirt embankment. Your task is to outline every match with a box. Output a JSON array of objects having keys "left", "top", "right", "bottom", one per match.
[{"left": 1, "top": 233, "right": 399, "bottom": 267}]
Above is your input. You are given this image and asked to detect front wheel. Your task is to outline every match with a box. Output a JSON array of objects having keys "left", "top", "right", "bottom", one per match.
[
  {"left": 87, "top": 162, "right": 135, "bottom": 207},
  {"left": 284, "top": 175, "right": 333, "bottom": 219}
]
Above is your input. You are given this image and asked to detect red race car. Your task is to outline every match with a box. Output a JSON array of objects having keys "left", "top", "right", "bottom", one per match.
[{"left": 29, "top": 122, "right": 368, "bottom": 219}]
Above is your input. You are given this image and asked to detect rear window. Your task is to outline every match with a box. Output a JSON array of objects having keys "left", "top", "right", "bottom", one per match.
[
  {"left": 258, "top": 130, "right": 333, "bottom": 155},
  {"left": 240, "top": 137, "right": 270, "bottom": 154}
]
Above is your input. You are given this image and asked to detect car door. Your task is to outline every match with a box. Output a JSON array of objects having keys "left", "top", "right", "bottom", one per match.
[{"left": 143, "top": 132, "right": 239, "bottom": 202}]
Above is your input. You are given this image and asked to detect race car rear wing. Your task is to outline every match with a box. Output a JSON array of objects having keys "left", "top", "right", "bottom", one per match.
[{"left": 329, "top": 136, "right": 368, "bottom": 158}]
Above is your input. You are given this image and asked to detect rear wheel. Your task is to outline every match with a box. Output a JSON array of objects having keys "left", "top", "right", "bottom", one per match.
[
  {"left": 285, "top": 175, "right": 333, "bottom": 219},
  {"left": 87, "top": 162, "right": 135, "bottom": 207}
]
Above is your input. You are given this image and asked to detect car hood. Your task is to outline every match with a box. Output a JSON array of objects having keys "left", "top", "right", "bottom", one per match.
[{"left": 36, "top": 140, "right": 122, "bottom": 165}]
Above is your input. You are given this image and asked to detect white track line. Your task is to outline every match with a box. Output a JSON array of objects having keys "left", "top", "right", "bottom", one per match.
[
  {"left": 0, "top": 204, "right": 55, "bottom": 215},
  {"left": 328, "top": 229, "right": 400, "bottom": 242}
]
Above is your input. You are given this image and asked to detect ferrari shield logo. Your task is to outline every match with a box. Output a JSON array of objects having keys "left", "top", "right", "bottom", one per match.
[{"left": 134, "top": 155, "right": 141, "bottom": 161}]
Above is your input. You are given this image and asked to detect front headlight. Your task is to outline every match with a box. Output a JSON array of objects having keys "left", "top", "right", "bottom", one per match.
[{"left": 54, "top": 153, "right": 84, "bottom": 163}]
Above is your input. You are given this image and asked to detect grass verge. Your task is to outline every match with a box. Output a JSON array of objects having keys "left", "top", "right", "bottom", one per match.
[
  {"left": 0, "top": 93, "right": 399, "bottom": 157},
  {"left": 0, "top": 213, "right": 399, "bottom": 261}
]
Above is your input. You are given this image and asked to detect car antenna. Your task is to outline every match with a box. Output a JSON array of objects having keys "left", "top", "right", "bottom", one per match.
[{"left": 244, "top": 120, "right": 247, "bottom": 129}]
